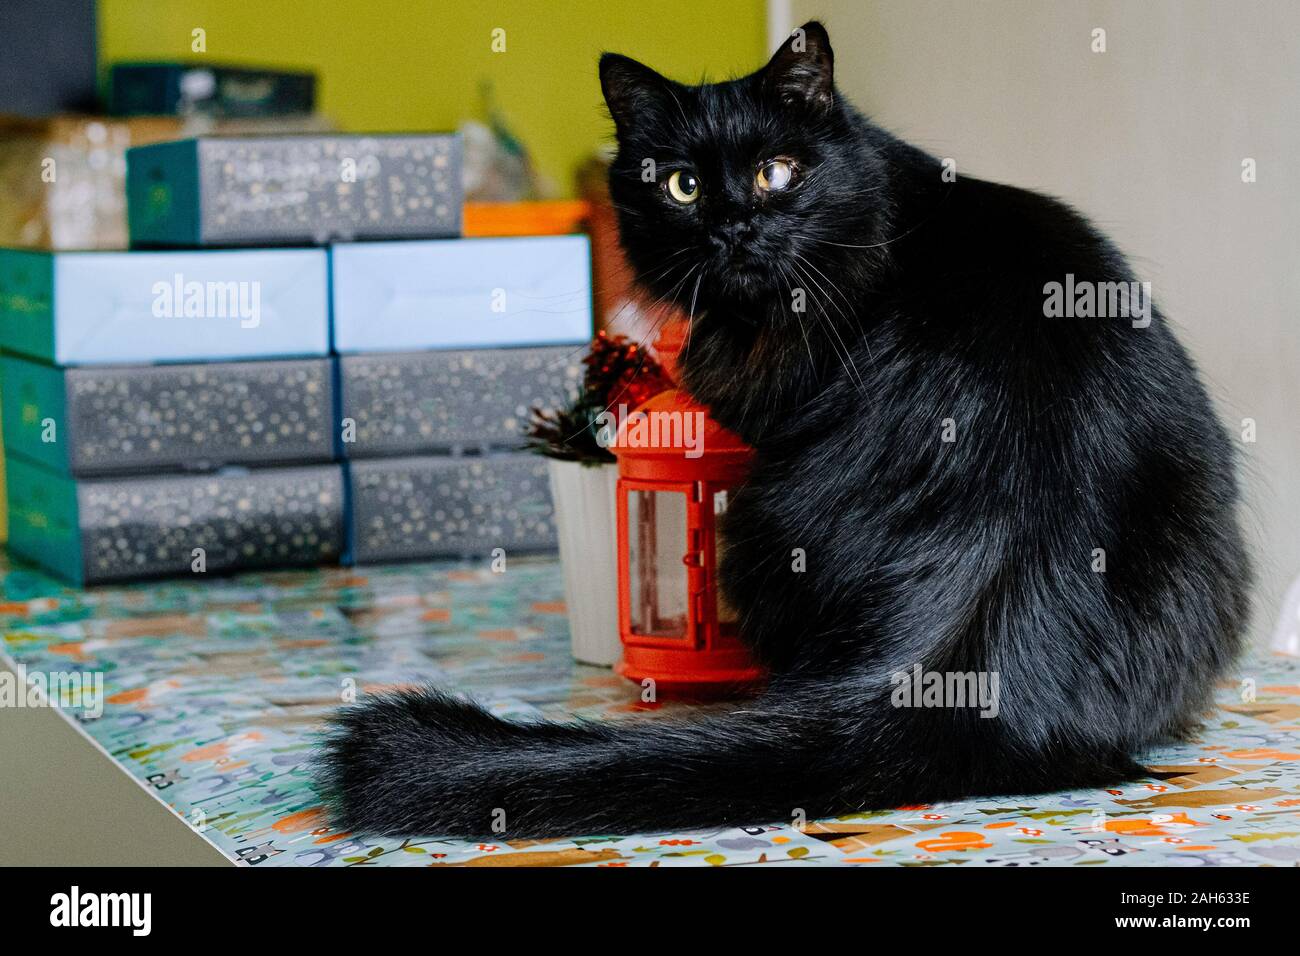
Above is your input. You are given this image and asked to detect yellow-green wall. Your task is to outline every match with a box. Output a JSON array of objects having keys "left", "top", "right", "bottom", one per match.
[{"left": 98, "top": 0, "right": 768, "bottom": 196}]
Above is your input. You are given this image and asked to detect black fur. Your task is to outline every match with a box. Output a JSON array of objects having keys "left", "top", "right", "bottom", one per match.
[{"left": 316, "top": 22, "right": 1251, "bottom": 838}]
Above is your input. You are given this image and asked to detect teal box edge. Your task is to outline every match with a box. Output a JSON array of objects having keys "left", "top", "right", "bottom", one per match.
[
  {"left": 126, "top": 139, "right": 202, "bottom": 248},
  {"left": 0, "top": 249, "right": 56, "bottom": 363},
  {"left": 4, "top": 455, "right": 84, "bottom": 586},
  {"left": 0, "top": 354, "right": 70, "bottom": 474}
]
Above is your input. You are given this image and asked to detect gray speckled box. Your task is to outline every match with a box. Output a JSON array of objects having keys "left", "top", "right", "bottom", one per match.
[
  {"left": 339, "top": 347, "right": 581, "bottom": 457},
  {"left": 4, "top": 456, "right": 345, "bottom": 586},
  {"left": 78, "top": 465, "right": 345, "bottom": 584},
  {"left": 127, "top": 134, "right": 462, "bottom": 247},
  {"left": 347, "top": 453, "right": 556, "bottom": 563},
  {"left": 0, "top": 354, "right": 335, "bottom": 477}
]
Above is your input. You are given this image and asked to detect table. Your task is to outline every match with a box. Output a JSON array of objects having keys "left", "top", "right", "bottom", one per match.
[{"left": 2, "top": 555, "right": 1296, "bottom": 867}]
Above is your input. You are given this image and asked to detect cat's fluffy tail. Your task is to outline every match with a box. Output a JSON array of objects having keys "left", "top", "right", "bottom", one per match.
[{"left": 315, "top": 674, "right": 1145, "bottom": 838}]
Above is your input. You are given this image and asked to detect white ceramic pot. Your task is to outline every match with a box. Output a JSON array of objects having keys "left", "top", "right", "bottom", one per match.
[
  {"left": 1272, "top": 574, "right": 1300, "bottom": 656},
  {"left": 546, "top": 459, "right": 623, "bottom": 666}
]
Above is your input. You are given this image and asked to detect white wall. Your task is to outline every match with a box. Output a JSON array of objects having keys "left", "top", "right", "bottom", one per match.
[{"left": 780, "top": 0, "right": 1300, "bottom": 640}]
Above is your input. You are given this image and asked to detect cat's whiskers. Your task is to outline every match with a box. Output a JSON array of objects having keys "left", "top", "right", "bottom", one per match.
[
  {"left": 603, "top": 261, "right": 700, "bottom": 399},
  {"left": 788, "top": 232, "right": 886, "bottom": 250},
  {"left": 589, "top": 253, "right": 688, "bottom": 341},
  {"left": 616, "top": 249, "right": 696, "bottom": 304},
  {"left": 786, "top": 183, "right": 953, "bottom": 251},
  {"left": 787, "top": 257, "right": 867, "bottom": 395},
  {"left": 662, "top": 85, "right": 693, "bottom": 133},
  {"left": 792, "top": 251, "right": 875, "bottom": 366},
  {"left": 682, "top": 269, "right": 704, "bottom": 367},
  {"left": 552, "top": 260, "right": 700, "bottom": 448},
  {"left": 544, "top": 246, "right": 690, "bottom": 368},
  {"left": 774, "top": 260, "right": 818, "bottom": 378}
]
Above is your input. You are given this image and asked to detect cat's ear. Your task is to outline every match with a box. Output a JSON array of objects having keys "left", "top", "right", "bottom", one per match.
[
  {"left": 764, "top": 20, "right": 835, "bottom": 112},
  {"left": 600, "top": 53, "right": 674, "bottom": 136}
]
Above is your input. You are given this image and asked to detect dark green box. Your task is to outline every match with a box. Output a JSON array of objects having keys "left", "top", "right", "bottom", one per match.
[{"left": 108, "top": 63, "right": 315, "bottom": 118}]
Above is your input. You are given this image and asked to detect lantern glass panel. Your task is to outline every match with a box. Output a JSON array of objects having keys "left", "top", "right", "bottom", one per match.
[
  {"left": 628, "top": 488, "right": 689, "bottom": 638},
  {"left": 712, "top": 489, "right": 740, "bottom": 628}
]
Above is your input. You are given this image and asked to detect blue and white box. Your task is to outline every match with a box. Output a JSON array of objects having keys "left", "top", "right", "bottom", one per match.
[
  {"left": 330, "top": 235, "right": 592, "bottom": 353},
  {"left": 0, "top": 247, "right": 329, "bottom": 365}
]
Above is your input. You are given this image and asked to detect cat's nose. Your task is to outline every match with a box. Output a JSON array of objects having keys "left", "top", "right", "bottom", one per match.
[{"left": 710, "top": 220, "right": 753, "bottom": 252}]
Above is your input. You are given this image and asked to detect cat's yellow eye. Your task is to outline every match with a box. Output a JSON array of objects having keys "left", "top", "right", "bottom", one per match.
[
  {"left": 666, "top": 170, "right": 701, "bottom": 204},
  {"left": 756, "top": 158, "right": 796, "bottom": 192}
]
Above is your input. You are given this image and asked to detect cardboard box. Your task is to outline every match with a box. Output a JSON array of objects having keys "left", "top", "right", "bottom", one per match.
[
  {"left": 0, "top": 247, "right": 329, "bottom": 365},
  {"left": 1, "top": 354, "right": 335, "bottom": 476},
  {"left": 108, "top": 63, "right": 315, "bottom": 118},
  {"left": 339, "top": 346, "right": 580, "bottom": 458},
  {"left": 0, "top": 113, "right": 333, "bottom": 250},
  {"left": 5, "top": 456, "right": 345, "bottom": 585},
  {"left": 330, "top": 235, "right": 592, "bottom": 353},
  {"left": 347, "top": 452, "right": 556, "bottom": 563},
  {"left": 127, "top": 134, "right": 461, "bottom": 247}
]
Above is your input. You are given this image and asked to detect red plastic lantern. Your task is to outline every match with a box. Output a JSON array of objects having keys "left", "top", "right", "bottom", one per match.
[{"left": 611, "top": 322, "right": 765, "bottom": 695}]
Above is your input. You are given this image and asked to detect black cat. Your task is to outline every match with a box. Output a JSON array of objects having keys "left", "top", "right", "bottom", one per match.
[{"left": 316, "top": 22, "right": 1251, "bottom": 837}]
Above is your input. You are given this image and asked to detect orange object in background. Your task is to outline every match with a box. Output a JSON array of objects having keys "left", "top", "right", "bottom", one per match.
[{"left": 461, "top": 200, "right": 591, "bottom": 237}]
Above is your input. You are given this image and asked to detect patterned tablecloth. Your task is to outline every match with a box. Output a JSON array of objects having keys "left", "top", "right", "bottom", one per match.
[{"left": 2, "top": 554, "right": 1297, "bottom": 867}]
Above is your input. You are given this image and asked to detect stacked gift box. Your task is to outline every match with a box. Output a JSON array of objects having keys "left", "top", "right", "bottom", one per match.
[
  {"left": 0, "top": 56, "right": 334, "bottom": 548},
  {"left": 1, "top": 130, "right": 593, "bottom": 585},
  {"left": 0, "top": 243, "right": 340, "bottom": 584},
  {"left": 331, "top": 236, "right": 588, "bottom": 563}
]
